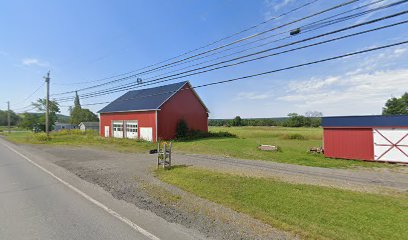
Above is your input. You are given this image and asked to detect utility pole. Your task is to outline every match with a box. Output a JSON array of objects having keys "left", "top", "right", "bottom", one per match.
[
  {"left": 7, "top": 101, "right": 10, "bottom": 134},
  {"left": 44, "top": 71, "right": 50, "bottom": 136}
]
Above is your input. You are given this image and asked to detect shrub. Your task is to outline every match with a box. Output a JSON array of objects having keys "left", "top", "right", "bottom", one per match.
[
  {"left": 176, "top": 130, "right": 237, "bottom": 141},
  {"left": 34, "top": 132, "right": 51, "bottom": 142},
  {"left": 176, "top": 120, "right": 189, "bottom": 138},
  {"left": 282, "top": 133, "right": 307, "bottom": 140}
]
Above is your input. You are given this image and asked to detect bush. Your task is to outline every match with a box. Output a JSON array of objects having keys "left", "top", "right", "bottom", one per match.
[
  {"left": 176, "top": 120, "right": 189, "bottom": 138},
  {"left": 34, "top": 132, "right": 51, "bottom": 142},
  {"left": 282, "top": 133, "right": 307, "bottom": 140},
  {"left": 176, "top": 130, "right": 237, "bottom": 141}
]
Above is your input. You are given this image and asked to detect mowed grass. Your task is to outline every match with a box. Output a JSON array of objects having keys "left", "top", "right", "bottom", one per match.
[
  {"left": 1, "top": 130, "right": 154, "bottom": 153},
  {"left": 156, "top": 167, "right": 408, "bottom": 240},
  {"left": 0, "top": 126, "right": 27, "bottom": 131},
  {"left": 176, "top": 126, "right": 388, "bottom": 168},
  {"left": 0, "top": 126, "right": 393, "bottom": 168}
]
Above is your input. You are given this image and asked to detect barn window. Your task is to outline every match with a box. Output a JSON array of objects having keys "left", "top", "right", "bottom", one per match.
[
  {"left": 113, "top": 123, "right": 123, "bottom": 131},
  {"left": 126, "top": 121, "right": 138, "bottom": 133}
]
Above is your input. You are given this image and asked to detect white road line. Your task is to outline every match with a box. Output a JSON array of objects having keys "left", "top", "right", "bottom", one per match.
[{"left": 1, "top": 141, "right": 160, "bottom": 240}]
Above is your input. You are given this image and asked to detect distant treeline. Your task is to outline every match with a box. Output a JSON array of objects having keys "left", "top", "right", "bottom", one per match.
[{"left": 209, "top": 113, "right": 322, "bottom": 128}]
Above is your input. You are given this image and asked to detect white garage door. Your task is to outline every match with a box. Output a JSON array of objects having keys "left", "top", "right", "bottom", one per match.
[
  {"left": 112, "top": 121, "right": 124, "bottom": 138},
  {"left": 125, "top": 121, "right": 138, "bottom": 139},
  {"left": 140, "top": 127, "right": 153, "bottom": 142},
  {"left": 373, "top": 128, "right": 408, "bottom": 163}
]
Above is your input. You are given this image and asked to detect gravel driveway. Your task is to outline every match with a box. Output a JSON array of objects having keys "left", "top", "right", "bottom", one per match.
[
  {"left": 16, "top": 144, "right": 408, "bottom": 239},
  {"left": 173, "top": 153, "right": 408, "bottom": 193}
]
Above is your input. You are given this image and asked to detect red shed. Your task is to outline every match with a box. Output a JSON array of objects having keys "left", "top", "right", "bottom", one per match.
[
  {"left": 98, "top": 81, "right": 209, "bottom": 142},
  {"left": 322, "top": 115, "right": 408, "bottom": 163}
]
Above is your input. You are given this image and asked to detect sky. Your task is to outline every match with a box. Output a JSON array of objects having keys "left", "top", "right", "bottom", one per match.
[{"left": 1, "top": 0, "right": 407, "bottom": 118}]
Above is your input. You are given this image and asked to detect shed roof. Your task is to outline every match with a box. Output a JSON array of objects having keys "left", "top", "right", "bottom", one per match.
[
  {"left": 79, "top": 122, "right": 99, "bottom": 127},
  {"left": 322, "top": 115, "right": 408, "bottom": 127},
  {"left": 98, "top": 81, "right": 190, "bottom": 113}
]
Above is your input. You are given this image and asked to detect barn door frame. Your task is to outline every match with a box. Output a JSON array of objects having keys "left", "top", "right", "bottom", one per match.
[{"left": 373, "top": 128, "right": 408, "bottom": 162}]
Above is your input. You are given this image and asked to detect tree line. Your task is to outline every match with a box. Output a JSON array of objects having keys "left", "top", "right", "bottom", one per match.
[
  {"left": 1, "top": 92, "right": 99, "bottom": 131},
  {"left": 209, "top": 111, "right": 323, "bottom": 128}
]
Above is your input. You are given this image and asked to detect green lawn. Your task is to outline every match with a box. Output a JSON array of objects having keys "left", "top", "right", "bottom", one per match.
[
  {"left": 156, "top": 167, "right": 408, "bottom": 240},
  {"left": 0, "top": 126, "right": 393, "bottom": 168},
  {"left": 176, "top": 126, "right": 389, "bottom": 168},
  {"left": 0, "top": 126, "right": 26, "bottom": 131}
]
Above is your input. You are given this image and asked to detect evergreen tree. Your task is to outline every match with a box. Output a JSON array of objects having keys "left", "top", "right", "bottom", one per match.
[
  {"left": 70, "top": 93, "right": 99, "bottom": 125},
  {"left": 74, "top": 91, "right": 81, "bottom": 109}
]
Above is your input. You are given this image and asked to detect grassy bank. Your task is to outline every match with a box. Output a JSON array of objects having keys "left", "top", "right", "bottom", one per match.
[
  {"left": 0, "top": 126, "right": 392, "bottom": 168},
  {"left": 156, "top": 167, "right": 408, "bottom": 240},
  {"left": 1, "top": 130, "right": 154, "bottom": 153}
]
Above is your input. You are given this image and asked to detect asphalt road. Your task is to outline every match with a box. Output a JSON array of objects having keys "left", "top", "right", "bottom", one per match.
[{"left": 0, "top": 142, "right": 153, "bottom": 240}]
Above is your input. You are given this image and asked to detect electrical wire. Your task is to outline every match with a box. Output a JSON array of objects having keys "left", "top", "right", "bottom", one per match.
[
  {"left": 52, "top": 0, "right": 362, "bottom": 96},
  {"left": 51, "top": 0, "right": 322, "bottom": 86},
  {"left": 64, "top": 40, "right": 408, "bottom": 107},
  {"left": 55, "top": 10, "right": 408, "bottom": 102}
]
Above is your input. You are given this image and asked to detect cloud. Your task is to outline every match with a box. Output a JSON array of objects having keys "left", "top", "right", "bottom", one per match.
[
  {"left": 236, "top": 91, "right": 272, "bottom": 100},
  {"left": 21, "top": 58, "right": 50, "bottom": 67},
  {"left": 275, "top": 46, "right": 408, "bottom": 115},
  {"left": 277, "top": 68, "right": 408, "bottom": 115},
  {"left": 263, "top": 0, "right": 295, "bottom": 21},
  {"left": 354, "top": 0, "right": 395, "bottom": 24},
  {"left": 273, "top": 0, "right": 295, "bottom": 11}
]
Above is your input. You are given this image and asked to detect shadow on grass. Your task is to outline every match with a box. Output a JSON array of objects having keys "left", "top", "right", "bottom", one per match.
[
  {"left": 175, "top": 131, "right": 237, "bottom": 142},
  {"left": 162, "top": 164, "right": 191, "bottom": 171}
]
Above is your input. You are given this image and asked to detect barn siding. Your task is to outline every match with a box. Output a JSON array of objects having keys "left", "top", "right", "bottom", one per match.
[
  {"left": 158, "top": 84, "right": 208, "bottom": 140},
  {"left": 324, "top": 128, "right": 374, "bottom": 161},
  {"left": 100, "top": 111, "right": 157, "bottom": 141}
]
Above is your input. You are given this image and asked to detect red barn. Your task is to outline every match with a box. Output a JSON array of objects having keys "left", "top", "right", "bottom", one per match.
[
  {"left": 98, "top": 81, "right": 209, "bottom": 142},
  {"left": 322, "top": 115, "right": 408, "bottom": 163}
]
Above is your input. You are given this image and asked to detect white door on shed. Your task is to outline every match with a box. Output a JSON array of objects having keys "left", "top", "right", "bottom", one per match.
[
  {"left": 125, "top": 121, "right": 138, "bottom": 139},
  {"left": 140, "top": 127, "right": 153, "bottom": 142},
  {"left": 104, "top": 126, "right": 110, "bottom": 137},
  {"left": 373, "top": 128, "right": 408, "bottom": 163},
  {"left": 112, "top": 121, "right": 124, "bottom": 138}
]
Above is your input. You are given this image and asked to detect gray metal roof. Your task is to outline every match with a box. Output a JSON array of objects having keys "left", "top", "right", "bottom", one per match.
[
  {"left": 322, "top": 115, "right": 408, "bottom": 127},
  {"left": 79, "top": 122, "right": 100, "bottom": 127},
  {"left": 98, "top": 81, "right": 188, "bottom": 113}
]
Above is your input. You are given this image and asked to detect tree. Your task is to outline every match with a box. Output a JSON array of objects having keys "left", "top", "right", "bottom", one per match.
[
  {"left": 69, "top": 93, "right": 99, "bottom": 125},
  {"left": 232, "top": 116, "right": 243, "bottom": 126},
  {"left": 304, "top": 111, "right": 323, "bottom": 118},
  {"left": 284, "top": 113, "right": 306, "bottom": 127},
  {"left": 305, "top": 111, "right": 323, "bottom": 127},
  {"left": 74, "top": 91, "right": 81, "bottom": 109},
  {"left": 18, "top": 113, "right": 40, "bottom": 130},
  {"left": 0, "top": 110, "right": 19, "bottom": 126},
  {"left": 382, "top": 92, "right": 408, "bottom": 115},
  {"left": 32, "top": 98, "right": 60, "bottom": 130}
]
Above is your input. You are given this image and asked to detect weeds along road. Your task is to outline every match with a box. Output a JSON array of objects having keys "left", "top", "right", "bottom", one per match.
[{"left": 0, "top": 138, "right": 202, "bottom": 240}]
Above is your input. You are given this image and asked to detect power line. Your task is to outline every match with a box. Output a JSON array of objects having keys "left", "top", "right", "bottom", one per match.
[
  {"left": 64, "top": 40, "right": 408, "bottom": 107},
  {"left": 14, "top": 82, "right": 45, "bottom": 108},
  {"left": 57, "top": 0, "right": 404, "bottom": 101},
  {"left": 53, "top": 0, "right": 362, "bottom": 96},
  {"left": 134, "top": 0, "right": 390, "bottom": 85},
  {"left": 55, "top": 10, "right": 408, "bottom": 102},
  {"left": 51, "top": 0, "right": 322, "bottom": 86}
]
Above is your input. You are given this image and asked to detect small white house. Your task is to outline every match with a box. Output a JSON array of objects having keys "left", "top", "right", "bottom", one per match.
[{"left": 79, "top": 122, "right": 99, "bottom": 132}]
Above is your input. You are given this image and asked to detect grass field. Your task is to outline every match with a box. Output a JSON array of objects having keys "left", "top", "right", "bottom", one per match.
[
  {"left": 0, "top": 126, "right": 393, "bottom": 168},
  {"left": 156, "top": 167, "right": 408, "bottom": 240},
  {"left": 0, "top": 126, "right": 26, "bottom": 132}
]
